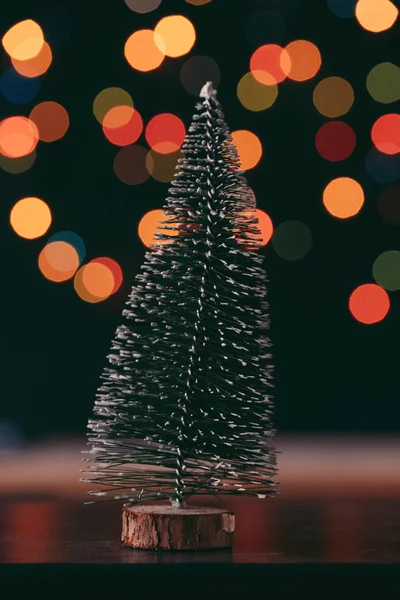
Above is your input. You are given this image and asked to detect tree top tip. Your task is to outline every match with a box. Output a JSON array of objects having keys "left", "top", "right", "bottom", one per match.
[{"left": 200, "top": 81, "right": 217, "bottom": 100}]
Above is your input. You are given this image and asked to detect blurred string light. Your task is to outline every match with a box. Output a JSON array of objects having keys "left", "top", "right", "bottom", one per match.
[
  {"left": 313, "top": 77, "right": 354, "bottom": 118},
  {"left": 124, "top": 30, "right": 165, "bottom": 72},
  {"left": 146, "top": 149, "right": 182, "bottom": 182},
  {"left": 2, "top": 19, "right": 44, "bottom": 61},
  {"left": 47, "top": 231, "right": 86, "bottom": 262},
  {"left": 315, "top": 121, "right": 356, "bottom": 161},
  {"left": 245, "top": 9, "right": 286, "bottom": 47},
  {"left": 323, "top": 177, "right": 364, "bottom": 218},
  {"left": 0, "top": 150, "right": 36, "bottom": 174},
  {"left": 366, "top": 63, "right": 400, "bottom": 104},
  {"left": 0, "top": 68, "right": 41, "bottom": 104},
  {"left": 154, "top": 15, "right": 196, "bottom": 58},
  {"left": 365, "top": 148, "right": 400, "bottom": 183},
  {"left": 377, "top": 185, "right": 400, "bottom": 224},
  {"left": 271, "top": 220, "right": 312, "bottom": 261},
  {"left": 74, "top": 262, "right": 115, "bottom": 303},
  {"left": 327, "top": 0, "right": 357, "bottom": 18},
  {"left": 10, "top": 197, "right": 51, "bottom": 239},
  {"left": 231, "top": 130, "right": 262, "bottom": 170},
  {"left": 29, "top": 102, "right": 69, "bottom": 142},
  {"left": 250, "top": 44, "right": 290, "bottom": 85},
  {"left": 11, "top": 41, "right": 52, "bottom": 78},
  {"left": 237, "top": 72, "right": 278, "bottom": 112},
  {"left": 145, "top": 114, "right": 186, "bottom": 154},
  {"left": 0, "top": 116, "right": 39, "bottom": 158},
  {"left": 93, "top": 88, "right": 133, "bottom": 124},
  {"left": 114, "top": 144, "right": 150, "bottom": 185},
  {"left": 124, "top": 0, "right": 162, "bottom": 13},
  {"left": 180, "top": 56, "right": 221, "bottom": 96},
  {"left": 284, "top": 40, "right": 321, "bottom": 82},
  {"left": 371, "top": 114, "right": 400, "bottom": 155},
  {"left": 138, "top": 209, "right": 180, "bottom": 248},
  {"left": 372, "top": 251, "right": 400, "bottom": 291},
  {"left": 355, "top": 0, "right": 398, "bottom": 32},
  {"left": 102, "top": 108, "right": 143, "bottom": 146},
  {"left": 38, "top": 241, "right": 80, "bottom": 282},
  {"left": 349, "top": 283, "right": 390, "bottom": 324}
]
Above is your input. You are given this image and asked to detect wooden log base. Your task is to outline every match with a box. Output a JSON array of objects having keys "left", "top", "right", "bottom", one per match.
[{"left": 121, "top": 505, "right": 235, "bottom": 551}]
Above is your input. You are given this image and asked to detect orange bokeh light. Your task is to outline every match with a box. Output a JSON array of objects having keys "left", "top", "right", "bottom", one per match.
[
  {"left": 74, "top": 263, "right": 115, "bottom": 303},
  {"left": 154, "top": 15, "right": 196, "bottom": 58},
  {"left": 231, "top": 130, "right": 262, "bottom": 171},
  {"left": 371, "top": 114, "right": 400, "bottom": 155},
  {"left": 29, "top": 102, "right": 69, "bottom": 143},
  {"left": 90, "top": 257, "right": 123, "bottom": 294},
  {"left": 323, "top": 177, "right": 365, "bottom": 219},
  {"left": 0, "top": 116, "right": 39, "bottom": 158},
  {"left": 349, "top": 283, "right": 390, "bottom": 324},
  {"left": 2, "top": 19, "right": 44, "bottom": 61},
  {"left": 103, "top": 109, "right": 143, "bottom": 146},
  {"left": 236, "top": 209, "right": 274, "bottom": 249},
  {"left": 250, "top": 44, "right": 291, "bottom": 85},
  {"left": 38, "top": 241, "right": 80, "bottom": 282},
  {"left": 283, "top": 40, "right": 321, "bottom": 82},
  {"left": 124, "top": 30, "right": 165, "bottom": 72},
  {"left": 11, "top": 41, "right": 52, "bottom": 78},
  {"left": 138, "top": 209, "right": 180, "bottom": 249},
  {"left": 102, "top": 106, "right": 134, "bottom": 129},
  {"left": 355, "top": 0, "right": 398, "bottom": 32},
  {"left": 10, "top": 197, "right": 51, "bottom": 240},
  {"left": 145, "top": 113, "right": 186, "bottom": 154}
]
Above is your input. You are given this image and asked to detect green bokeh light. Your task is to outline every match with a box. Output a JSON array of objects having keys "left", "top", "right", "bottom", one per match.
[
  {"left": 366, "top": 62, "right": 400, "bottom": 104},
  {"left": 372, "top": 250, "right": 400, "bottom": 291},
  {"left": 272, "top": 220, "right": 313, "bottom": 261}
]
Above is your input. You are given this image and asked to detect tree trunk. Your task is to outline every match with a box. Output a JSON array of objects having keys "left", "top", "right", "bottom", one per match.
[{"left": 121, "top": 505, "right": 235, "bottom": 550}]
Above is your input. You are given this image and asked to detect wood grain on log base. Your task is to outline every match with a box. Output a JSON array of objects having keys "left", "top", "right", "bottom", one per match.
[{"left": 121, "top": 505, "right": 235, "bottom": 550}]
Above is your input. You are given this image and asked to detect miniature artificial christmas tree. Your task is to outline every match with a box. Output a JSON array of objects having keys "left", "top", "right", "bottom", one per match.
[{"left": 81, "top": 82, "right": 277, "bottom": 550}]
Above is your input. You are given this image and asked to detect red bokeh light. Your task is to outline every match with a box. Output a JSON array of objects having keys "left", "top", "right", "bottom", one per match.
[
  {"left": 349, "top": 283, "right": 390, "bottom": 324},
  {"left": 103, "top": 109, "right": 143, "bottom": 146},
  {"left": 315, "top": 121, "right": 356, "bottom": 162},
  {"left": 371, "top": 114, "right": 400, "bottom": 155},
  {"left": 90, "top": 257, "right": 123, "bottom": 294},
  {"left": 145, "top": 113, "right": 186, "bottom": 154},
  {"left": 250, "top": 44, "right": 291, "bottom": 85}
]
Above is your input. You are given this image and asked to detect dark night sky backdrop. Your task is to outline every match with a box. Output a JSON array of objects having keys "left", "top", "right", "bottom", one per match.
[{"left": 1, "top": 0, "right": 399, "bottom": 439}]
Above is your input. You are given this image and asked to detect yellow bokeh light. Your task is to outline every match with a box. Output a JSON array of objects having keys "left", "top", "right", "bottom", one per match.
[
  {"left": 102, "top": 106, "right": 134, "bottom": 129},
  {"left": 2, "top": 19, "right": 44, "bottom": 61},
  {"left": 146, "top": 149, "right": 183, "bottom": 182},
  {"left": 93, "top": 88, "right": 133, "bottom": 124},
  {"left": 11, "top": 41, "right": 52, "bottom": 78},
  {"left": 323, "top": 177, "right": 365, "bottom": 219},
  {"left": 74, "top": 263, "right": 115, "bottom": 303},
  {"left": 237, "top": 72, "right": 278, "bottom": 112},
  {"left": 154, "top": 15, "right": 196, "bottom": 58},
  {"left": 10, "top": 197, "right": 52, "bottom": 239},
  {"left": 231, "top": 130, "right": 262, "bottom": 171},
  {"left": 283, "top": 40, "right": 321, "bottom": 82},
  {"left": 313, "top": 77, "right": 355, "bottom": 118},
  {"left": 124, "top": 30, "right": 165, "bottom": 71},
  {"left": 366, "top": 63, "right": 400, "bottom": 104},
  {"left": 0, "top": 150, "right": 36, "bottom": 174},
  {"left": 138, "top": 209, "right": 180, "bottom": 249},
  {"left": 38, "top": 241, "right": 80, "bottom": 282},
  {"left": 355, "top": 0, "right": 398, "bottom": 32}
]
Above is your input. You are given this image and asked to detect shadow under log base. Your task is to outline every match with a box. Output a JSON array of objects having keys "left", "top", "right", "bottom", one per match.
[{"left": 121, "top": 505, "right": 235, "bottom": 550}]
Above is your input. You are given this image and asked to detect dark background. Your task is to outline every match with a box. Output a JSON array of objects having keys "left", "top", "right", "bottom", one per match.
[{"left": 1, "top": 0, "right": 399, "bottom": 440}]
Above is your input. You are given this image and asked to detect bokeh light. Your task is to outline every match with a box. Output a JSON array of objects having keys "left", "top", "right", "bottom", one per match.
[
  {"left": 355, "top": 0, "right": 398, "bottom": 32},
  {"left": 235, "top": 209, "right": 274, "bottom": 249},
  {"left": 0, "top": 69, "right": 41, "bottom": 104},
  {"left": 349, "top": 283, "right": 390, "bottom": 324},
  {"left": 74, "top": 263, "right": 115, "bottom": 303},
  {"left": 29, "top": 102, "right": 69, "bottom": 143},
  {"left": 138, "top": 209, "right": 180, "bottom": 248},
  {"left": 377, "top": 185, "right": 400, "bottom": 224},
  {"left": 185, "top": 0, "right": 212, "bottom": 4},
  {"left": 284, "top": 40, "right": 321, "bottom": 82},
  {"left": 372, "top": 251, "right": 400, "bottom": 291},
  {"left": 93, "top": 88, "right": 133, "bottom": 125},
  {"left": 124, "top": 0, "right": 162, "bottom": 13},
  {"left": 146, "top": 149, "right": 182, "bottom": 182},
  {"left": 245, "top": 9, "right": 286, "bottom": 47},
  {"left": 180, "top": 56, "right": 221, "bottom": 96},
  {"left": 365, "top": 148, "right": 400, "bottom": 183},
  {"left": 366, "top": 63, "right": 400, "bottom": 104},
  {"left": 250, "top": 44, "right": 291, "bottom": 85},
  {"left": 124, "top": 30, "right": 165, "bottom": 72},
  {"left": 327, "top": 0, "right": 357, "bottom": 18},
  {"left": 102, "top": 105, "right": 135, "bottom": 129},
  {"left": 231, "top": 130, "right": 262, "bottom": 171},
  {"left": 313, "top": 77, "right": 354, "bottom": 118},
  {"left": 11, "top": 42, "right": 52, "bottom": 78},
  {"left": 315, "top": 121, "right": 356, "bottom": 162},
  {"left": 154, "top": 15, "right": 196, "bottom": 58},
  {"left": 114, "top": 145, "right": 150, "bottom": 185},
  {"left": 145, "top": 114, "right": 186, "bottom": 154},
  {"left": 0, "top": 116, "right": 39, "bottom": 158},
  {"left": 237, "top": 72, "right": 278, "bottom": 112},
  {"left": 90, "top": 258, "right": 123, "bottom": 294},
  {"left": 47, "top": 231, "right": 86, "bottom": 262},
  {"left": 10, "top": 197, "right": 51, "bottom": 240},
  {"left": 2, "top": 20, "right": 44, "bottom": 61},
  {"left": 272, "top": 220, "right": 313, "bottom": 261},
  {"left": 0, "top": 150, "right": 36, "bottom": 174},
  {"left": 371, "top": 114, "right": 400, "bottom": 155},
  {"left": 103, "top": 109, "right": 143, "bottom": 146},
  {"left": 323, "top": 177, "right": 365, "bottom": 218},
  {"left": 38, "top": 241, "right": 80, "bottom": 282}
]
